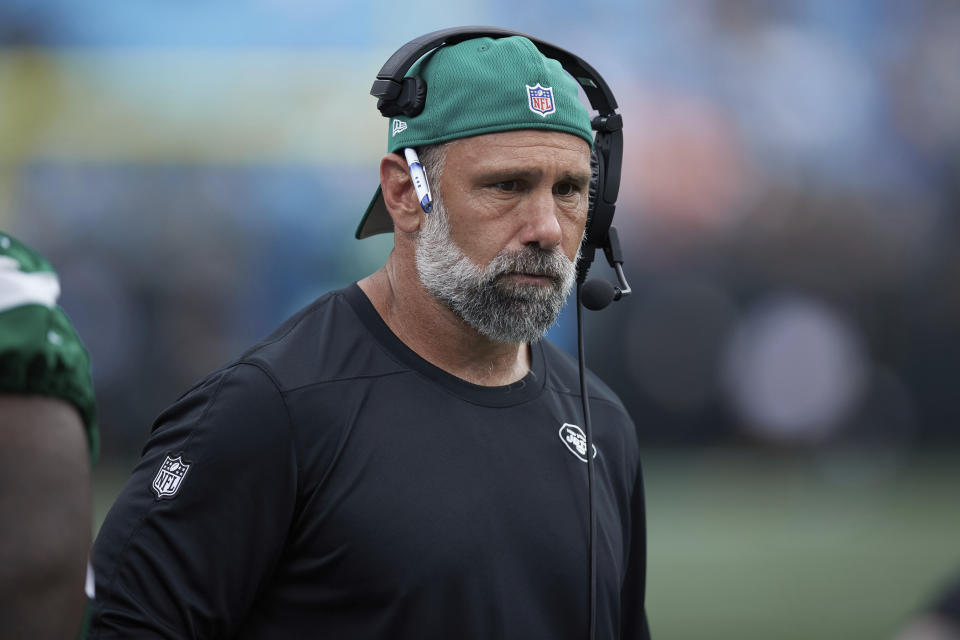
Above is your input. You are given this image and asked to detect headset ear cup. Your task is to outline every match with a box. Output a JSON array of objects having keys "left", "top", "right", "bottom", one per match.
[
  {"left": 405, "top": 77, "right": 428, "bottom": 116},
  {"left": 376, "top": 77, "right": 428, "bottom": 117}
]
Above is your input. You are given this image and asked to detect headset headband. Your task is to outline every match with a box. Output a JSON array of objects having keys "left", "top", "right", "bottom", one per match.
[
  {"left": 371, "top": 26, "right": 623, "bottom": 281},
  {"left": 371, "top": 26, "right": 618, "bottom": 115}
]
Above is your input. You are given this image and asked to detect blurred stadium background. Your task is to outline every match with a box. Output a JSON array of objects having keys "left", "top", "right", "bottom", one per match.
[{"left": 2, "top": 1, "right": 959, "bottom": 637}]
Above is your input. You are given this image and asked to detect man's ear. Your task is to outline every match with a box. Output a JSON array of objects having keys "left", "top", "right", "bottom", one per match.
[{"left": 380, "top": 153, "right": 422, "bottom": 234}]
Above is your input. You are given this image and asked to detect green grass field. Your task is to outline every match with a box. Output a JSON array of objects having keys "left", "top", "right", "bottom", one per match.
[
  {"left": 93, "top": 449, "right": 960, "bottom": 639},
  {"left": 643, "top": 450, "right": 960, "bottom": 640}
]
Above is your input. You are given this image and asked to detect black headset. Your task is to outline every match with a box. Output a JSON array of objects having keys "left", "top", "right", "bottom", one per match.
[{"left": 370, "top": 26, "right": 631, "bottom": 311}]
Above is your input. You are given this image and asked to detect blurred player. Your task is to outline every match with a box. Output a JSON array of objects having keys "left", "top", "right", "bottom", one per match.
[
  {"left": 897, "top": 573, "right": 960, "bottom": 640},
  {"left": 0, "top": 232, "right": 98, "bottom": 639}
]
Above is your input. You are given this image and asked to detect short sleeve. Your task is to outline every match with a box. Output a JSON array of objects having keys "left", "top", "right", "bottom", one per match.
[{"left": 0, "top": 232, "right": 98, "bottom": 459}]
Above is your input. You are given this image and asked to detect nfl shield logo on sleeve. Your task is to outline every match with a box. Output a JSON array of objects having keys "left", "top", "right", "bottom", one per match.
[
  {"left": 526, "top": 84, "right": 556, "bottom": 117},
  {"left": 152, "top": 454, "right": 191, "bottom": 499}
]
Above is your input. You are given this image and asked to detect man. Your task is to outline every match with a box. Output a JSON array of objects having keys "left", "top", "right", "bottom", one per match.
[
  {"left": 90, "top": 33, "right": 648, "bottom": 639},
  {"left": 0, "top": 232, "right": 98, "bottom": 639}
]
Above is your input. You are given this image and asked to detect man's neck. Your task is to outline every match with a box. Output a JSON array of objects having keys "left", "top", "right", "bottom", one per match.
[{"left": 357, "top": 258, "right": 531, "bottom": 387}]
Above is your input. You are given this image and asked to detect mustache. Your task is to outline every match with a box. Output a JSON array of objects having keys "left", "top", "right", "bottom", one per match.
[{"left": 485, "top": 247, "right": 574, "bottom": 283}]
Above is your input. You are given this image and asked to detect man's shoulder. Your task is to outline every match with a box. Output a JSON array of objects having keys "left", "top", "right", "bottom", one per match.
[
  {"left": 539, "top": 339, "right": 628, "bottom": 413},
  {"left": 144, "top": 288, "right": 380, "bottom": 470},
  {"left": 539, "top": 339, "right": 641, "bottom": 478},
  {"left": 0, "top": 232, "right": 98, "bottom": 459},
  {"left": 230, "top": 284, "right": 404, "bottom": 393}
]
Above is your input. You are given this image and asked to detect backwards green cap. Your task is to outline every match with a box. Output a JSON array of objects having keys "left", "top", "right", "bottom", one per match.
[
  {"left": 0, "top": 232, "right": 98, "bottom": 462},
  {"left": 356, "top": 35, "right": 593, "bottom": 239}
]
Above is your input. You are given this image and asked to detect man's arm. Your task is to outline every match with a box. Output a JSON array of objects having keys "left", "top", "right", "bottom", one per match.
[
  {"left": 90, "top": 363, "right": 297, "bottom": 639},
  {"left": 0, "top": 395, "right": 91, "bottom": 640},
  {"left": 620, "top": 452, "right": 652, "bottom": 639}
]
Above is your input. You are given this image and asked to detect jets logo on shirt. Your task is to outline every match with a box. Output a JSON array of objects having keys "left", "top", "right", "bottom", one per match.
[
  {"left": 152, "top": 454, "right": 191, "bottom": 499},
  {"left": 559, "top": 423, "right": 597, "bottom": 463}
]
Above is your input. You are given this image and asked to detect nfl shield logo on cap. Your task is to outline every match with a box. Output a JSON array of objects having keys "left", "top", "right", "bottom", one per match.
[{"left": 526, "top": 83, "right": 556, "bottom": 117}]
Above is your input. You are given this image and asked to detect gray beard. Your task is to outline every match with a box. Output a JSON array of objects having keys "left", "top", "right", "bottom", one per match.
[{"left": 414, "top": 198, "right": 578, "bottom": 344}]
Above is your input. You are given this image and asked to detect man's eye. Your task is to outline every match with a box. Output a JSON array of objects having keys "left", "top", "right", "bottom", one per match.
[
  {"left": 494, "top": 181, "right": 519, "bottom": 192},
  {"left": 554, "top": 182, "right": 578, "bottom": 196}
]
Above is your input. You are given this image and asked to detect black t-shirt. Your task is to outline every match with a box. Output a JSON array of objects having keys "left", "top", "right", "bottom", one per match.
[{"left": 90, "top": 284, "right": 649, "bottom": 639}]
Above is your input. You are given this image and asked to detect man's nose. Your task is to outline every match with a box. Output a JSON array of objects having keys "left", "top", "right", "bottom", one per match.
[{"left": 518, "top": 189, "right": 563, "bottom": 250}]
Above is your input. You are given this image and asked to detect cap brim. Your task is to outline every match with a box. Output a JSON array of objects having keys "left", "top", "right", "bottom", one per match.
[{"left": 355, "top": 186, "right": 395, "bottom": 239}]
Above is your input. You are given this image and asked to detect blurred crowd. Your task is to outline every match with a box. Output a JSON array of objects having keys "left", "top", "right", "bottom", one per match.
[{"left": 1, "top": 0, "right": 958, "bottom": 458}]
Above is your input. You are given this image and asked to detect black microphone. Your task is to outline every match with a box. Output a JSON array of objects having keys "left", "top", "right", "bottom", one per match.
[
  {"left": 580, "top": 226, "right": 631, "bottom": 311},
  {"left": 581, "top": 279, "right": 619, "bottom": 310}
]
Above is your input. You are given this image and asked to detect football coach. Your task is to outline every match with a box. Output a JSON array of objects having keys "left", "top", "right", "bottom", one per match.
[{"left": 90, "top": 27, "right": 649, "bottom": 640}]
